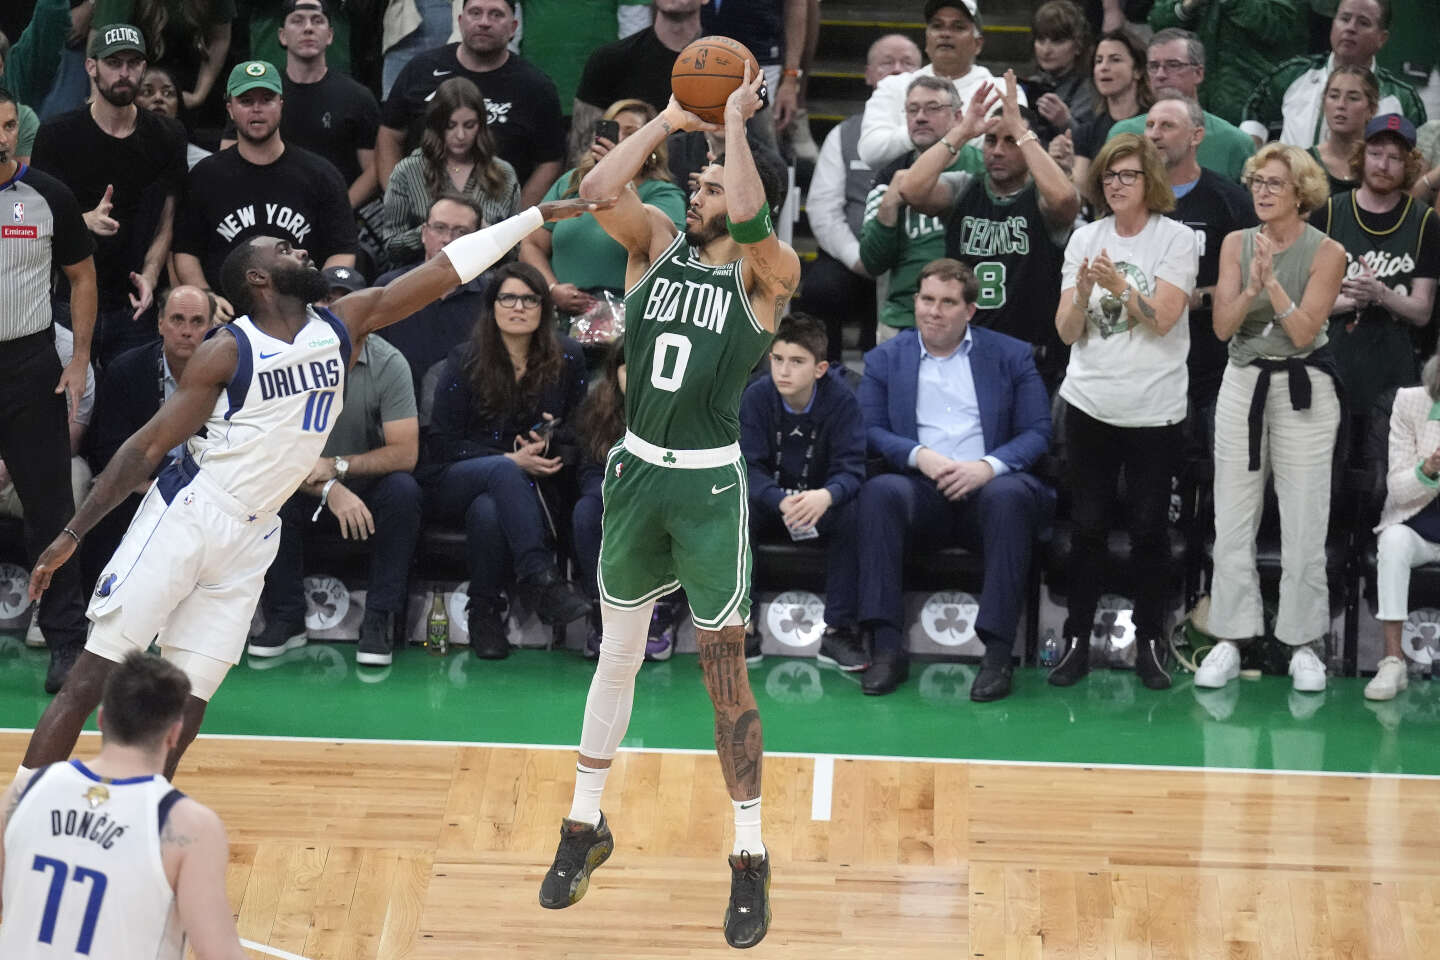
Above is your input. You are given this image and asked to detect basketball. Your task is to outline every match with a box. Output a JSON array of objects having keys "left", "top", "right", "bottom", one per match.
[{"left": 670, "top": 36, "right": 762, "bottom": 124}]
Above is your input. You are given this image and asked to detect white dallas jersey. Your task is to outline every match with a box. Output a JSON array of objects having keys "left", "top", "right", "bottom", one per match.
[
  {"left": 179, "top": 307, "right": 350, "bottom": 515},
  {"left": 0, "top": 761, "right": 186, "bottom": 960}
]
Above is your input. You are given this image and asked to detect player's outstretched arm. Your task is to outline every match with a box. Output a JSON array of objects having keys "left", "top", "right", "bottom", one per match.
[
  {"left": 580, "top": 98, "right": 717, "bottom": 256},
  {"left": 723, "top": 64, "right": 801, "bottom": 332},
  {"left": 332, "top": 200, "right": 610, "bottom": 343},
  {"left": 167, "top": 800, "right": 248, "bottom": 960},
  {"left": 28, "top": 334, "right": 236, "bottom": 600}
]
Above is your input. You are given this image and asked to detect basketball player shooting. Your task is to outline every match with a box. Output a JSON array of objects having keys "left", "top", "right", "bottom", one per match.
[
  {"left": 538, "top": 61, "right": 799, "bottom": 950},
  {"left": 20, "top": 197, "right": 608, "bottom": 783}
]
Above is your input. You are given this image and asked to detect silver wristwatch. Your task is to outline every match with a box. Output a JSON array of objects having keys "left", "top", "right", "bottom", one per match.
[{"left": 333, "top": 456, "right": 350, "bottom": 480}]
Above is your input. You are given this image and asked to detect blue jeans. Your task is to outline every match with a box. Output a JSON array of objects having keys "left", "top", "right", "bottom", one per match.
[
  {"left": 428, "top": 455, "right": 552, "bottom": 599},
  {"left": 749, "top": 495, "right": 859, "bottom": 627}
]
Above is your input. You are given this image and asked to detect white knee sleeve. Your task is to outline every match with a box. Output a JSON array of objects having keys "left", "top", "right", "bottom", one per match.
[{"left": 578, "top": 602, "right": 653, "bottom": 760}]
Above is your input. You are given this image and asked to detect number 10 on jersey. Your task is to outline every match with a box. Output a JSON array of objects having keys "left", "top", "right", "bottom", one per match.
[{"left": 302, "top": 390, "right": 337, "bottom": 432}]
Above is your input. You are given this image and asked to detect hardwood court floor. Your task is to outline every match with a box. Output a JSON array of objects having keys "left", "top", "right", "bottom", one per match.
[{"left": 3, "top": 732, "right": 1438, "bottom": 959}]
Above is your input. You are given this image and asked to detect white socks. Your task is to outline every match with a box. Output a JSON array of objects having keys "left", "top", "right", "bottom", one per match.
[
  {"left": 567, "top": 763, "right": 609, "bottom": 826},
  {"left": 732, "top": 797, "right": 765, "bottom": 857}
]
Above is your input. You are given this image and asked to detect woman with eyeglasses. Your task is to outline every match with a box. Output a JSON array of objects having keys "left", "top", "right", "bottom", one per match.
[
  {"left": 421, "top": 262, "right": 592, "bottom": 659},
  {"left": 383, "top": 77, "right": 520, "bottom": 268},
  {"left": 521, "top": 99, "right": 685, "bottom": 319},
  {"left": 1052, "top": 133, "right": 1198, "bottom": 690},
  {"left": 1200, "top": 144, "right": 1346, "bottom": 694},
  {"left": 1048, "top": 27, "right": 1151, "bottom": 204},
  {"left": 1309, "top": 66, "right": 1378, "bottom": 197}
]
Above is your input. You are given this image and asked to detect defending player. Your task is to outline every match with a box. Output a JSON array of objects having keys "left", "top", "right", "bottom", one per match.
[
  {"left": 21, "top": 198, "right": 606, "bottom": 781},
  {"left": 538, "top": 64, "right": 799, "bottom": 950},
  {"left": 0, "top": 652, "right": 246, "bottom": 960}
]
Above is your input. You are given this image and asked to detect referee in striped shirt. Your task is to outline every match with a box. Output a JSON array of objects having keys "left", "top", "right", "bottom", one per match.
[{"left": 0, "top": 86, "right": 98, "bottom": 694}]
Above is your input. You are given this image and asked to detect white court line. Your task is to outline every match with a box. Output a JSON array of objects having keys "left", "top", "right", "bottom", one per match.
[
  {"left": 10, "top": 729, "right": 1440, "bottom": 782},
  {"left": 241, "top": 938, "right": 315, "bottom": 960},
  {"left": 811, "top": 755, "right": 834, "bottom": 821}
]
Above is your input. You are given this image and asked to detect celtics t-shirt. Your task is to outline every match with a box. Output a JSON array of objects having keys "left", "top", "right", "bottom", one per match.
[
  {"left": 1058, "top": 213, "right": 1198, "bottom": 427},
  {"left": 542, "top": 170, "right": 686, "bottom": 292},
  {"left": 173, "top": 144, "right": 355, "bottom": 290}
]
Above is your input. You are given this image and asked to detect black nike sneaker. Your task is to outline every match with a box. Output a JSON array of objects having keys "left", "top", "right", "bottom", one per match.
[
  {"left": 538, "top": 813, "right": 614, "bottom": 909},
  {"left": 723, "top": 850, "right": 771, "bottom": 948}
]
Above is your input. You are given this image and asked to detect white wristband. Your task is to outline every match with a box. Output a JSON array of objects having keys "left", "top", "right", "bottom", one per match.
[
  {"left": 442, "top": 206, "right": 544, "bottom": 283},
  {"left": 312, "top": 478, "right": 338, "bottom": 522}
]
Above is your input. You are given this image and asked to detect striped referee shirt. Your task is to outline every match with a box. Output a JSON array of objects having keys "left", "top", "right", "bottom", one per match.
[{"left": 0, "top": 162, "right": 94, "bottom": 341}]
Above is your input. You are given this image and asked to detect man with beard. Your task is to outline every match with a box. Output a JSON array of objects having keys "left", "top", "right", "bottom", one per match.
[
  {"left": 376, "top": 0, "right": 565, "bottom": 207},
  {"left": 901, "top": 72, "right": 1079, "bottom": 389},
  {"left": 1314, "top": 113, "right": 1440, "bottom": 439},
  {"left": 31, "top": 24, "right": 187, "bottom": 367},
  {"left": 173, "top": 60, "right": 356, "bottom": 319},
  {"left": 20, "top": 192, "right": 605, "bottom": 781},
  {"left": 1144, "top": 89, "right": 1255, "bottom": 427}
]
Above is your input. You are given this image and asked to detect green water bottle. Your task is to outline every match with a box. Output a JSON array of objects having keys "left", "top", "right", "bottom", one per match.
[{"left": 427, "top": 592, "right": 449, "bottom": 656}]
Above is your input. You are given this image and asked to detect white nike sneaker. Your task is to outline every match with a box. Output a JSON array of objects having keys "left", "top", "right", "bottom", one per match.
[
  {"left": 1288, "top": 645, "right": 1327, "bottom": 692},
  {"left": 1193, "top": 640, "right": 1240, "bottom": 688},
  {"left": 1363, "top": 655, "right": 1408, "bottom": 701}
]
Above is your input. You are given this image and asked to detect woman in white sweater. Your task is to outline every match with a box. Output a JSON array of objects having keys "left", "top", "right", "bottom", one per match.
[{"left": 1369, "top": 358, "right": 1440, "bottom": 700}]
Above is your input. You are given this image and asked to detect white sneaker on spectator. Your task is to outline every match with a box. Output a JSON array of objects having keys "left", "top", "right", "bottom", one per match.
[
  {"left": 1194, "top": 640, "right": 1240, "bottom": 688},
  {"left": 1363, "top": 656, "right": 1408, "bottom": 701},
  {"left": 1288, "top": 645, "right": 1327, "bottom": 692}
]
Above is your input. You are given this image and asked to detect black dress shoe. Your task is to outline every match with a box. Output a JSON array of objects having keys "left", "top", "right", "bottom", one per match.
[
  {"left": 862, "top": 654, "right": 910, "bottom": 695},
  {"left": 1134, "top": 636, "right": 1173, "bottom": 690},
  {"left": 970, "top": 663, "right": 1014, "bottom": 702},
  {"left": 44, "top": 643, "right": 80, "bottom": 695}
]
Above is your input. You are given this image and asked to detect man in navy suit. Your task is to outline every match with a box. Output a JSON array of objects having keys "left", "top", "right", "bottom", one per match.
[{"left": 853, "top": 258, "right": 1054, "bottom": 699}]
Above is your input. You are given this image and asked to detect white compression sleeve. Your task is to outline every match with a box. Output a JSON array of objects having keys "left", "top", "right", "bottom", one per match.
[
  {"left": 577, "top": 601, "right": 654, "bottom": 760},
  {"left": 440, "top": 206, "right": 544, "bottom": 282}
]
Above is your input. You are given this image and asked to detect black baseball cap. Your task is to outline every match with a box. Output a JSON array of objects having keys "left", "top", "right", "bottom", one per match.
[
  {"left": 90, "top": 23, "right": 147, "bottom": 59},
  {"left": 923, "top": 0, "right": 980, "bottom": 26},
  {"left": 322, "top": 265, "right": 366, "bottom": 293},
  {"left": 281, "top": 0, "right": 330, "bottom": 19}
]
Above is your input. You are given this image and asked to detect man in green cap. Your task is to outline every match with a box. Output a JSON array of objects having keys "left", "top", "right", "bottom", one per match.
[
  {"left": 173, "top": 59, "right": 356, "bottom": 317},
  {"left": 31, "top": 22, "right": 189, "bottom": 366}
]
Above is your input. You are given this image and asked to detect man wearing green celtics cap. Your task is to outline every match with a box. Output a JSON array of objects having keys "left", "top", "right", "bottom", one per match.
[
  {"left": 173, "top": 59, "right": 356, "bottom": 317},
  {"left": 31, "top": 22, "right": 188, "bottom": 366}
]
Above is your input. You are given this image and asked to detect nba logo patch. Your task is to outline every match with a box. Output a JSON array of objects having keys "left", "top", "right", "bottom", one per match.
[
  {"left": 10, "top": 201, "right": 22, "bottom": 223},
  {"left": 614, "top": 461, "right": 624, "bottom": 479},
  {"left": 183, "top": 491, "right": 195, "bottom": 506}
]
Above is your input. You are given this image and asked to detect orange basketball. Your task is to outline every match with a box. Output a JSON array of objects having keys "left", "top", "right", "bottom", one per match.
[{"left": 670, "top": 36, "right": 762, "bottom": 124}]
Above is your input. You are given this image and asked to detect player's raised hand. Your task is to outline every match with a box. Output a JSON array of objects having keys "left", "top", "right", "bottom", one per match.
[
  {"left": 539, "top": 196, "right": 617, "bottom": 222},
  {"left": 29, "top": 532, "right": 77, "bottom": 601},
  {"left": 725, "top": 61, "right": 767, "bottom": 125},
  {"left": 661, "top": 95, "right": 722, "bottom": 134}
]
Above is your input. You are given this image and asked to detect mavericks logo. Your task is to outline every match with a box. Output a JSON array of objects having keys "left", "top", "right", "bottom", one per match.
[{"left": 304, "top": 575, "right": 349, "bottom": 631}]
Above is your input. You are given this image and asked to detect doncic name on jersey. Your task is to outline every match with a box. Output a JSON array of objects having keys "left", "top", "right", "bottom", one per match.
[{"left": 258, "top": 354, "right": 342, "bottom": 401}]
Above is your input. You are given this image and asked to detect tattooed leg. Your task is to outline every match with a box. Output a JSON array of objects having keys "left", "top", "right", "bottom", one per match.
[{"left": 696, "top": 624, "right": 764, "bottom": 800}]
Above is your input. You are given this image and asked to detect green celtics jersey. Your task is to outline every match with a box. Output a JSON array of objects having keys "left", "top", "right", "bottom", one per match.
[{"left": 624, "top": 231, "right": 774, "bottom": 449}]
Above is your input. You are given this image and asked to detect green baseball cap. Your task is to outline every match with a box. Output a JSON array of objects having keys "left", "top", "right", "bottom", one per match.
[
  {"left": 89, "top": 23, "right": 147, "bottom": 59},
  {"left": 226, "top": 60, "right": 283, "bottom": 98}
]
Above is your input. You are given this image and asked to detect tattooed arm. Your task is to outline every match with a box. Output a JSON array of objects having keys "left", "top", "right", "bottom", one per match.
[{"left": 165, "top": 798, "right": 248, "bottom": 960}]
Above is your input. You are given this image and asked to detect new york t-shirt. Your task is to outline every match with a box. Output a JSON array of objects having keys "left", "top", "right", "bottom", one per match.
[
  {"left": 381, "top": 45, "right": 565, "bottom": 186},
  {"left": 173, "top": 144, "right": 356, "bottom": 291}
]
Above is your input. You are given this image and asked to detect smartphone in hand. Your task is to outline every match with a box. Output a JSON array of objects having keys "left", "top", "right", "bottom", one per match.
[
  {"left": 594, "top": 119, "right": 620, "bottom": 143},
  {"left": 529, "top": 417, "right": 562, "bottom": 441}
]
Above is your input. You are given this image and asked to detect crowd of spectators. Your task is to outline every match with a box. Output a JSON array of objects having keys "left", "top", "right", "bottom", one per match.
[{"left": 3, "top": 0, "right": 1440, "bottom": 709}]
